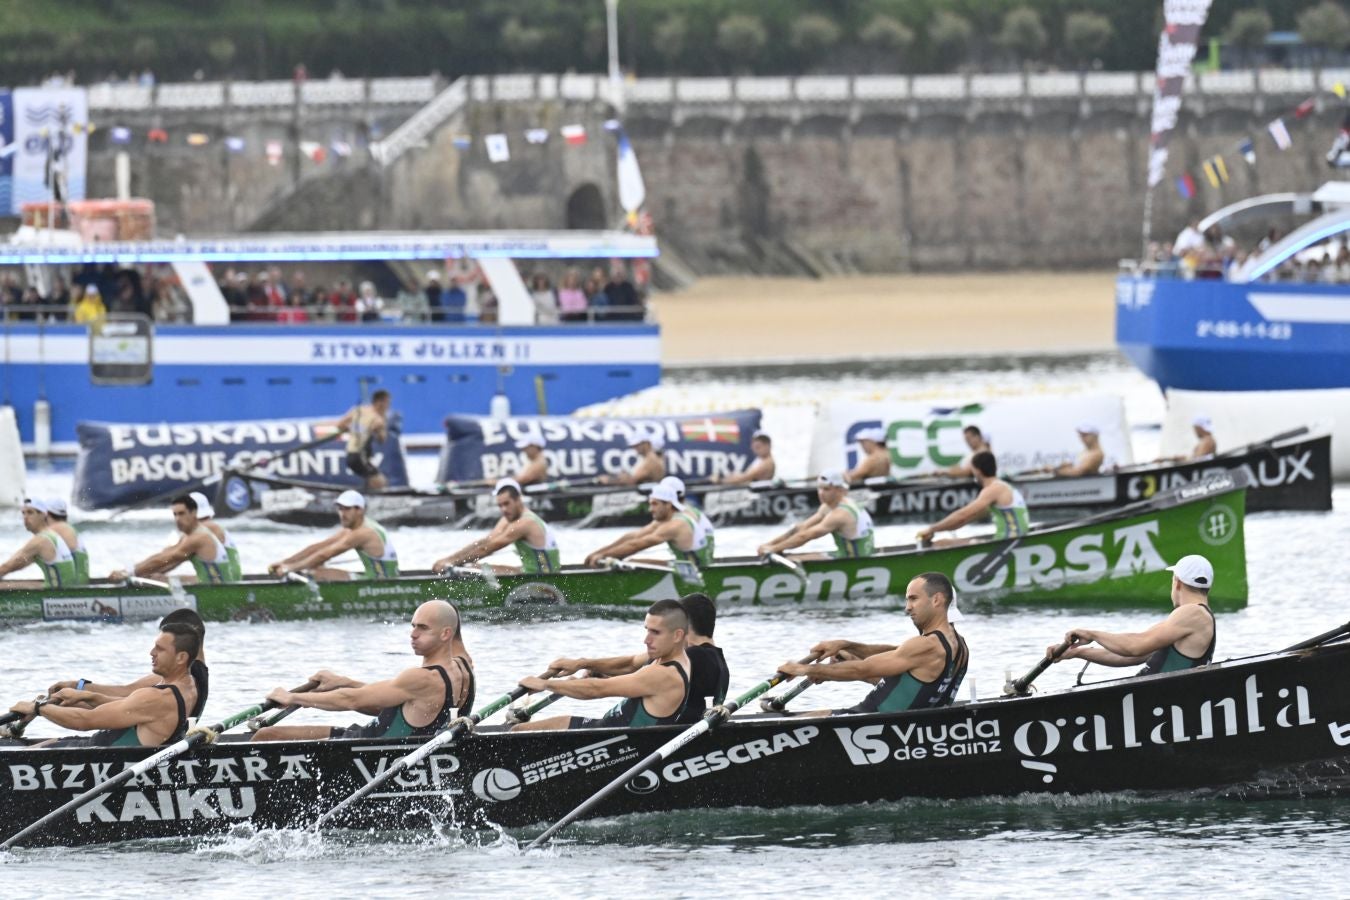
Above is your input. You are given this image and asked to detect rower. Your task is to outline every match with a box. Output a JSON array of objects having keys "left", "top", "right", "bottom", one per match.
[
  {"left": 189, "top": 491, "right": 242, "bottom": 579},
  {"left": 267, "top": 489, "right": 398, "bottom": 581},
  {"left": 253, "top": 600, "right": 474, "bottom": 741},
  {"left": 944, "top": 425, "right": 992, "bottom": 477},
  {"left": 515, "top": 436, "right": 550, "bottom": 486},
  {"left": 756, "top": 470, "right": 874, "bottom": 560},
  {"left": 712, "top": 430, "right": 776, "bottom": 485},
  {"left": 7, "top": 622, "right": 200, "bottom": 747},
  {"left": 0, "top": 498, "right": 87, "bottom": 587},
  {"left": 598, "top": 431, "right": 666, "bottom": 485},
  {"left": 846, "top": 427, "right": 891, "bottom": 483},
  {"left": 916, "top": 451, "right": 1027, "bottom": 546},
  {"left": 1051, "top": 423, "right": 1105, "bottom": 476},
  {"left": 547, "top": 592, "right": 729, "bottom": 724},
  {"left": 47, "top": 609, "right": 210, "bottom": 720},
  {"left": 1159, "top": 415, "right": 1217, "bottom": 463},
  {"left": 777, "top": 572, "right": 968, "bottom": 715},
  {"left": 1047, "top": 554, "right": 1216, "bottom": 676},
  {"left": 431, "top": 478, "right": 561, "bottom": 574},
  {"left": 512, "top": 599, "right": 691, "bottom": 731},
  {"left": 661, "top": 475, "right": 716, "bottom": 560},
  {"left": 582, "top": 480, "right": 713, "bottom": 569},
  {"left": 45, "top": 497, "right": 90, "bottom": 584},
  {"left": 336, "top": 388, "right": 391, "bottom": 490},
  {"left": 108, "top": 494, "right": 241, "bottom": 585}
]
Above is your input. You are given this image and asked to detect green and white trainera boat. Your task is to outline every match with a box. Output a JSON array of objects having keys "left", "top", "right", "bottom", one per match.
[{"left": 0, "top": 474, "right": 1249, "bottom": 624}]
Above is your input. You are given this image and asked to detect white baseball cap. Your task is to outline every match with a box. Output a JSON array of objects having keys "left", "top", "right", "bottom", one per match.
[
  {"left": 629, "top": 431, "right": 664, "bottom": 451},
  {"left": 189, "top": 491, "right": 215, "bottom": 518},
  {"left": 426, "top": 269, "right": 441, "bottom": 281},
  {"left": 817, "top": 470, "right": 848, "bottom": 488},
  {"left": 649, "top": 481, "right": 684, "bottom": 510},
  {"left": 1167, "top": 554, "right": 1214, "bottom": 590},
  {"left": 1076, "top": 422, "right": 1100, "bottom": 435},
  {"left": 494, "top": 477, "right": 523, "bottom": 495},
  {"left": 1192, "top": 415, "right": 1213, "bottom": 431},
  {"left": 47, "top": 497, "right": 68, "bottom": 517},
  {"left": 658, "top": 475, "right": 686, "bottom": 497},
  {"left": 335, "top": 489, "right": 366, "bottom": 509},
  {"left": 22, "top": 497, "right": 49, "bottom": 514},
  {"left": 752, "top": 430, "right": 770, "bottom": 441},
  {"left": 855, "top": 427, "right": 886, "bottom": 445},
  {"left": 514, "top": 435, "right": 546, "bottom": 449}
]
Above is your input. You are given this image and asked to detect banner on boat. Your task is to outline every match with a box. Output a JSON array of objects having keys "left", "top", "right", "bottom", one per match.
[
  {"left": 439, "top": 410, "right": 763, "bottom": 482},
  {"left": 73, "top": 416, "right": 409, "bottom": 509},
  {"left": 808, "top": 395, "right": 1132, "bottom": 479}
]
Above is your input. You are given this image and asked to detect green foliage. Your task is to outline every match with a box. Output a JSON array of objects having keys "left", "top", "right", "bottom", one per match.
[
  {"left": 860, "top": 13, "right": 915, "bottom": 55},
  {"left": 1223, "top": 9, "right": 1273, "bottom": 49},
  {"left": 1298, "top": 1, "right": 1350, "bottom": 51},
  {"left": 927, "top": 10, "right": 974, "bottom": 61},
  {"left": 790, "top": 14, "right": 842, "bottom": 57},
  {"left": 997, "top": 7, "right": 1048, "bottom": 61},
  {"left": 1063, "top": 10, "right": 1114, "bottom": 65},
  {"left": 717, "top": 13, "right": 768, "bottom": 67},
  {"left": 652, "top": 15, "right": 689, "bottom": 68},
  {"left": 207, "top": 37, "right": 237, "bottom": 70}
]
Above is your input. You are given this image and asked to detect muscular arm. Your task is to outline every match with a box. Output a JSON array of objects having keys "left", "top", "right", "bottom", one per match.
[
  {"left": 36, "top": 687, "right": 170, "bottom": 732},
  {"left": 278, "top": 530, "right": 359, "bottom": 573},
  {"left": 782, "top": 635, "right": 942, "bottom": 683},
  {"left": 811, "top": 639, "right": 897, "bottom": 660},
  {"left": 599, "top": 519, "right": 683, "bottom": 561},
  {"left": 722, "top": 458, "right": 775, "bottom": 485},
  {"left": 436, "top": 518, "right": 519, "bottom": 569},
  {"left": 550, "top": 652, "right": 646, "bottom": 677},
  {"left": 0, "top": 535, "right": 45, "bottom": 577},
  {"left": 518, "top": 458, "right": 550, "bottom": 486},
  {"left": 922, "top": 483, "right": 1001, "bottom": 536},
  {"left": 523, "top": 664, "right": 673, "bottom": 701},
  {"left": 846, "top": 454, "right": 890, "bottom": 483},
  {"left": 1057, "top": 449, "right": 1104, "bottom": 477},
  {"left": 758, "top": 507, "right": 827, "bottom": 555},
  {"left": 268, "top": 667, "right": 424, "bottom": 715},
  {"left": 1061, "top": 608, "right": 1207, "bottom": 666}
]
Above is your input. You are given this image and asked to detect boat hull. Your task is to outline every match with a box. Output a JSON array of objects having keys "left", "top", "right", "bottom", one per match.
[
  {"left": 0, "top": 477, "right": 1250, "bottom": 623},
  {"left": 220, "top": 432, "right": 1328, "bottom": 529},
  {"left": 3, "top": 640, "right": 1347, "bottom": 847}
]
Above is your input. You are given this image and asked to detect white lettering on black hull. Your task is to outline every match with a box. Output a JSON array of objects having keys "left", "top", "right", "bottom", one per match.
[
  {"left": 662, "top": 727, "right": 819, "bottom": 783},
  {"left": 75, "top": 787, "right": 257, "bottom": 823},
  {"left": 834, "top": 718, "right": 1001, "bottom": 766}
]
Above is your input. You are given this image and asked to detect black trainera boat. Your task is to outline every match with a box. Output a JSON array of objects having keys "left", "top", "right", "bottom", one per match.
[{"left": 3, "top": 631, "right": 1349, "bottom": 848}]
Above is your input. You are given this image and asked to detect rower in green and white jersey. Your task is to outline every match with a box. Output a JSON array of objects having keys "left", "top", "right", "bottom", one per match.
[
  {"left": 433, "top": 478, "right": 561, "bottom": 574},
  {"left": 757, "top": 470, "right": 875, "bottom": 561},
  {"left": 0, "top": 498, "right": 87, "bottom": 587},
  {"left": 916, "top": 450, "right": 1029, "bottom": 546},
  {"left": 584, "top": 480, "right": 714, "bottom": 569},
  {"left": 109, "top": 494, "right": 243, "bottom": 585},
  {"left": 659, "top": 476, "right": 716, "bottom": 561},
  {"left": 268, "top": 490, "right": 399, "bottom": 581},
  {"left": 190, "top": 491, "right": 242, "bottom": 581},
  {"left": 45, "top": 497, "right": 91, "bottom": 584}
]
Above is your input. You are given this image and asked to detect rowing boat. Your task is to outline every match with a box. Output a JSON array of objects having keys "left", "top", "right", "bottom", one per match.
[
  {"left": 210, "top": 429, "right": 1327, "bottom": 529},
  {"left": 3, "top": 633, "right": 1345, "bottom": 848},
  {"left": 0, "top": 474, "right": 1249, "bottom": 625}
]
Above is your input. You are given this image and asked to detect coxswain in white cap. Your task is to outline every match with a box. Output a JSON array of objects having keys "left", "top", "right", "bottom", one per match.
[
  {"left": 598, "top": 428, "right": 668, "bottom": 486},
  {"left": 1044, "top": 423, "right": 1105, "bottom": 477},
  {"left": 847, "top": 427, "right": 892, "bottom": 483},
  {"left": 432, "top": 477, "right": 561, "bottom": 575},
  {"left": 1048, "top": 553, "right": 1216, "bottom": 676},
  {"left": 267, "top": 489, "right": 399, "bottom": 581},
  {"left": 512, "top": 435, "right": 551, "bottom": 486},
  {"left": 711, "top": 429, "right": 776, "bottom": 485},
  {"left": 584, "top": 479, "right": 713, "bottom": 569}
]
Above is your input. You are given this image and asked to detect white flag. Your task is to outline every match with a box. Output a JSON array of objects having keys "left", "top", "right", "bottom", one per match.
[
  {"left": 616, "top": 129, "right": 646, "bottom": 214},
  {"left": 485, "top": 133, "right": 510, "bottom": 163}
]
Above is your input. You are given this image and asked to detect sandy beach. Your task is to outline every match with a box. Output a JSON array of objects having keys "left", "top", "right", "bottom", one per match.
[{"left": 654, "top": 272, "right": 1117, "bottom": 365}]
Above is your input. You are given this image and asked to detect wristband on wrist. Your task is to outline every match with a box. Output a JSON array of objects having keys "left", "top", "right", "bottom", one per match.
[
  {"left": 32, "top": 699, "right": 47, "bottom": 716},
  {"left": 76, "top": 679, "right": 87, "bottom": 691}
]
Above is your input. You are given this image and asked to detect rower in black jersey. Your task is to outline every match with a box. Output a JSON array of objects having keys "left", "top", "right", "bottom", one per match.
[
  {"left": 252, "top": 600, "right": 474, "bottom": 742},
  {"left": 779, "top": 572, "right": 969, "bottom": 715},
  {"left": 7, "top": 623, "right": 201, "bottom": 747},
  {"left": 513, "top": 599, "right": 692, "bottom": 731},
  {"left": 1049, "top": 554, "right": 1217, "bottom": 676},
  {"left": 47, "top": 608, "right": 210, "bottom": 720},
  {"left": 541, "top": 593, "right": 730, "bottom": 725}
]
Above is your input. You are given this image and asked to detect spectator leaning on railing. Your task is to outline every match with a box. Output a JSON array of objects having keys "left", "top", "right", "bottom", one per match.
[
  {"left": 529, "top": 272, "right": 559, "bottom": 325},
  {"left": 557, "top": 269, "right": 588, "bottom": 322}
]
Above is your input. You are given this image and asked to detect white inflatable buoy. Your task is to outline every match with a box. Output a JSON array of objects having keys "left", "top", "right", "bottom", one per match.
[
  {"left": 33, "top": 398, "right": 51, "bottom": 457},
  {"left": 0, "top": 405, "right": 25, "bottom": 507},
  {"left": 490, "top": 392, "right": 511, "bottom": 420}
]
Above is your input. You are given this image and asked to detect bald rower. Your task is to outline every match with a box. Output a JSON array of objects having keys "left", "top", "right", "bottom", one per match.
[{"left": 253, "top": 600, "right": 475, "bottom": 741}]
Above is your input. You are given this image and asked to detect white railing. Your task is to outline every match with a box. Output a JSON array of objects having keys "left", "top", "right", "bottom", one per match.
[
  {"left": 369, "top": 77, "right": 467, "bottom": 167},
  {"left": 81, "top": 68, "right": 1336, "bottom": 117}
]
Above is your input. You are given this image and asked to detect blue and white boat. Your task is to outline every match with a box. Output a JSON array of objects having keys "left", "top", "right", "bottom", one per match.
[{"left": 0, "top": 229, "right": 660, "bottom": 451}]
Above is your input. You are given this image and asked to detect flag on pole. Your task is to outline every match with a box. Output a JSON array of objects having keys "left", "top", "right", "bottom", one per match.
[
  {"left": 110, "top": 126, "right": 132, "bottom": 144},
  {"left": 330, "top": 139, "right": 352, "bottom": 158},
  {"left": 1238, "top": 138, "right": 1255, "bottom": 165},
  {"left": 484, "top": 133, "right": 510, "bottom": 163},
  {"left": 266, "top": 140, "right": 283, "bottom": 166},
  {"left": 524, "top": 128, "right": 549, "bottom": 144},
  {"left": 224, "top": 136, "right": 246, "bottom": 153},
  {"left": 1202, "top": 158, "right": 1219, "bottom": 187},
  {"left": 186, "top": 133, "right": 209, "bottom": 147},
  {"left": 1175, "top": 172, "right": 1196, "bottom": 199},
  {"left": 615, "top": 127, "right": 646, "bottom": 215},
  {"left": 1294, "top": 98, "right": 1316, "bottom": 119},
  {"left": 299, "top": 141, "right": 327, "bottom": 163},
  {"left": 1268, "top": 118, "right": 1292, "bottom": 150},
  {"left": 561, "top": 124, "right": 587, "bottom": 146},
  {"left": 1145, "top": 0, "right": 1213, "bottom": 187},
  {"left": 147, "top": 128, "right": 168, "bottom": 143},
  {"left": 451, "top": 134, "right": 471, "bottom": 151}
]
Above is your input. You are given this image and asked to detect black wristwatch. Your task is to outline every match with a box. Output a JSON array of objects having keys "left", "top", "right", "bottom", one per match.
[{"left": 32, "top": 699, "right": 47, "bottom": 716}]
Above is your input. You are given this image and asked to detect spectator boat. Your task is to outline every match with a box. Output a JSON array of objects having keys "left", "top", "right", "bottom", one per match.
[
  {"left": 2, "top": 628, "right": 1347, "bottom": 848},
  {"left": 0, "top": 474, "right": 1249, "bottom": 625},
  {"left": 210, "top": 427, "right": 1328, "bottom": 528},
  {"left": 1, "top": 228, "right": 659, "bottom": 452}
]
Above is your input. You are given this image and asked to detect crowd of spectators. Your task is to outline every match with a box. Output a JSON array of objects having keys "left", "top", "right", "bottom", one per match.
[
  {"left": 0, "top": 264, "right": 189, "bottom": 324},
  {"left": 1143, "top": 220, "right": 1350, "bottom": 284}
]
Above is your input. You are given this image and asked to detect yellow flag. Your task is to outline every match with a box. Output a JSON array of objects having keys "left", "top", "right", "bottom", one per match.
[
  {"left": 1202, "top": 160, "right": 1219, "bottom": 188},
  {"left": 1335, "top": 82, "right": 1347, "bottom": 100},
  {"left": 1213, "top": 155, "right": 1229, "bottom": 183}
]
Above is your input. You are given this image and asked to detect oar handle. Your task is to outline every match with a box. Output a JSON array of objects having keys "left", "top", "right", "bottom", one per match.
[
  {"left": 247, "top": 680, "right": 320, "bottom": 730},
  {"left": 1006, "top": 639, "right": 1076, "bottom": 696}
]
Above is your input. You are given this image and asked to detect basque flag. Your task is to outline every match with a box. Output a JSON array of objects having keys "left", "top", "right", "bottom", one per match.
[{"left": 680, "top": 417, "right": 742, "bottom": 443}]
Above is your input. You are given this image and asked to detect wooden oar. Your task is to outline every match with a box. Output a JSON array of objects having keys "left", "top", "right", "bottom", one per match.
[
  {"left": 311, "top": 669, "right": 559, "bottom": 830},
  {"left": 524, "top": 654, "right": 819, "bottom": 851},
  {"left": 1004, "top": 639, "right": 1077, "bottom": 696},
  {"left": 0, "top": 680, "right": 315, "bottom": 850},
  {"left": 109, "top": 429, "right": 346, "bottom": 519}
]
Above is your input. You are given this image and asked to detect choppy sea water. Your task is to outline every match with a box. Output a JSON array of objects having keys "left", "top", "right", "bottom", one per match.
[{"left": 3, "top": 352, "right": 1349, "bottom": 896}]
